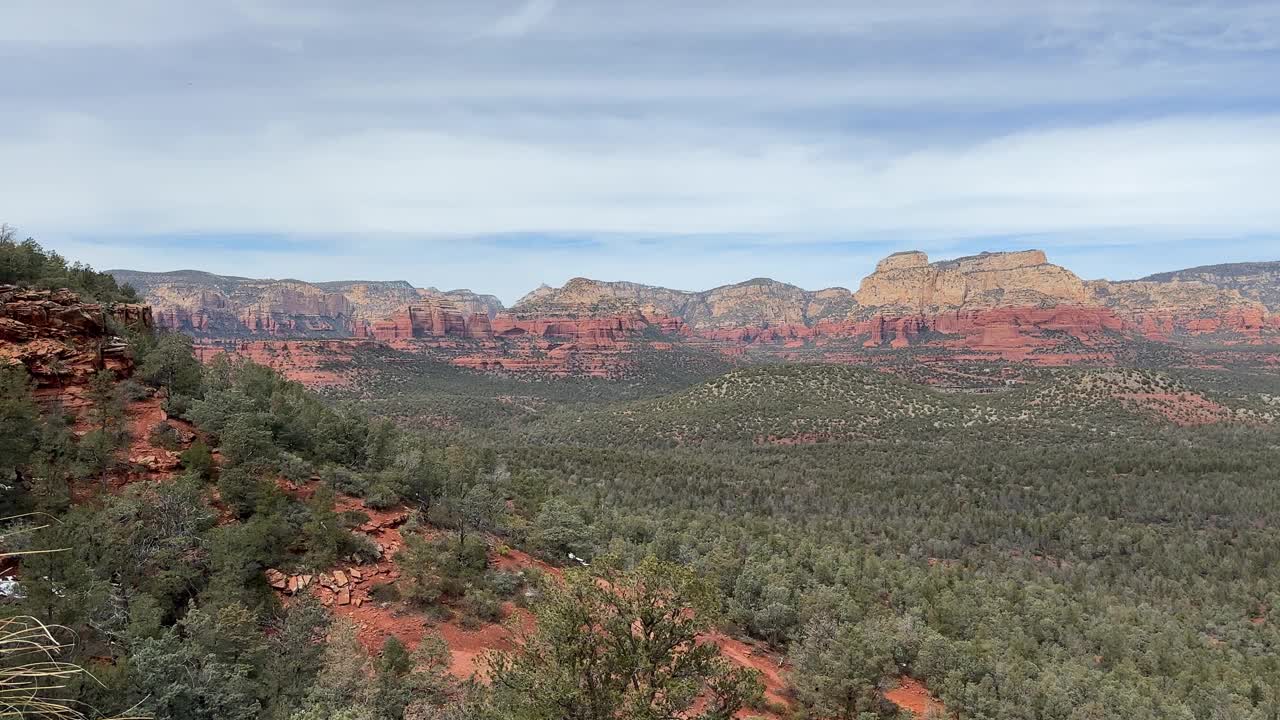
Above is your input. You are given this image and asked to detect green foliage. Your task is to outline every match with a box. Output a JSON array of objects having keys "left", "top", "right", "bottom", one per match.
[
  {"left": 788, "top": 615, "right": 902, "bottom": 719},
  {"left": 131, "top": 602, "right": 268, "bottom": 720},
  {"left": 486, "top": 557, "right": 763, "bottom": 720},
  {"left": 0, "top": 367, "right": 40, "bottom": 504},
  {"left": 140, "top": 331, "right": 204, "bottom": 401},
  {"left": 293, "top": 621, "right": 457, "bottom": 720},
  {"left": 529, "top": 497, "right": 592, "bottom": 563},
  {"left": 263, "top": 595, "right": 333, "bottom": 717},
  {"left": 80, "top": 369, "right": 129, "bottom": 484},
  {"left": 180, "top": 439, "right": 216, "bottom": 480},
  {"left": 219, "top": 413, "right": 277, "bottom": 467},
  {"left": 0, "top": 224, "right": 138, "bottom": 302}
]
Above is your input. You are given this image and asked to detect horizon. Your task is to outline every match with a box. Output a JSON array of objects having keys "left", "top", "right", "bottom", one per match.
[
  {"left": 101, "top": 246, "right": 1280, "bottom": 307},
  {"left": 4, "top": 1, "right": 1279, "bottom": 303}
]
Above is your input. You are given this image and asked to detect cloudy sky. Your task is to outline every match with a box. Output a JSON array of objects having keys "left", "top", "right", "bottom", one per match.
[{"left": 2, "top": 1, "right": 1278, "bottom": 302}]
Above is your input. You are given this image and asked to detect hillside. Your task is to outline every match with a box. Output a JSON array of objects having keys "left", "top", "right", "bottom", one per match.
[
  {"left": 520, "top": 363, "right": 1276, "bottom": 447},
  {"left": 9, "top": 240, "right": 1280, "bottom": 720},
  {"left": 1140, "top": 261, "right": 1280, "bottom": 310}
]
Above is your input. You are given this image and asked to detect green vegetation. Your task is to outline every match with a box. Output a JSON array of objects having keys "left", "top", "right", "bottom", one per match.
[
  {"left": 0, "top": 225, "right": 138, "bottom": 303},
  {"left": 486, "top": 557, "right": 763, "bottom": 719},
  {"left": 4, "top": 243, "right": 1280, "bottom": 719}
]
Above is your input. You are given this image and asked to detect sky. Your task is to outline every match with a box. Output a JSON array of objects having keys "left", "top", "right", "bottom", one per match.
[{"left": 2, "top": 1, "right": 1278, "bottom": 303}]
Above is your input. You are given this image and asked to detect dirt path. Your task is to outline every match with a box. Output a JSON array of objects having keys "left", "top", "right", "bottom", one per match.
[{"left": 884, "top": 676, "right": 947, "bottom": 717}]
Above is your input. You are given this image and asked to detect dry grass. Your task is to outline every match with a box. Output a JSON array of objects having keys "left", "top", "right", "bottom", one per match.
[{"left": 0, "top": 519, "right": 146, "bottom": 720}]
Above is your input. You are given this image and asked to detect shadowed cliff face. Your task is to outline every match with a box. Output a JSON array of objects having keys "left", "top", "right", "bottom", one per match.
[{"left": 112, "top": 249, "right": 1279, "bottom": 376}]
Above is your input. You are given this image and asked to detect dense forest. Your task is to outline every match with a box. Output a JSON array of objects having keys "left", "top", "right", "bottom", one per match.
[{"left": 2, "top": 238, "right": 1278, "bottom": 719}]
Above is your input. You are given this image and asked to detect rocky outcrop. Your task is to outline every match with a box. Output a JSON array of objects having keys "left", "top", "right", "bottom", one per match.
[
  {"left": 111, "top": 248, "right": 1280, "bottom": 380},
  {"left": 1137, "top": 261, "right": 1280, "bottom": 311},
  {"left": 515, "top": 277, "right": 853, "bottom": 330},
  {"left": 852, "top": 250, "right": 1087, "bottom": 312},
  {"left": 316, "top": 280, "right": 503, "bottom": 324},
  {"left": 0, "top": 285, "right": 151, "bottom": 404},
  {"left": 110, "top": 270, "right": 502, "bottom": 339},
  {"left": 1085, "top": 277, "right": 1272, "bottom": 340}
]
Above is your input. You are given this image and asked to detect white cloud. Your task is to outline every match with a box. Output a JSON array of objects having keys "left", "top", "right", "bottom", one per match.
[
  {"left": 488, "top": 0, "right": 558, "bottom": 37},
  {"left": 3, "top": 113, "right": 1276, "bottom": 241},
  {"left": 2, "top": 1, "right": 1278, "bottom": 299}
]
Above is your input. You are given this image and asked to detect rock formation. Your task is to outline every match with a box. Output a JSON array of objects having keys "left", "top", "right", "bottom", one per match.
[
  {"left": 113, "top": 248, "right": 1280, "bottom": 381},
  {"left": 110, "top": 269, "right": 502, "bottom": 338},
  {"left": 515, "top": 277, "right": 853, "bottom": 330},
  {"left": 1136, "top": 261, "right": 1280, "bottom": 311},
  {"left": 852, "top": 250, "right": 1087, "bottom": 312},
  {"left": 0, "top": 285, "right": 151, "bottom": 405}
]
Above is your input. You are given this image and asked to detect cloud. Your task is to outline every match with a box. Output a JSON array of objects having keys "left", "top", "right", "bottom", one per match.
[
  {"left": 488, "top": 0, "right": 558, "bottom": 37},
  {"left": 3, "top": 112, "right": 1277, "bottom": 240},
  {"left": 1, "top": 1, "right": 1278, "bottom": 297}
]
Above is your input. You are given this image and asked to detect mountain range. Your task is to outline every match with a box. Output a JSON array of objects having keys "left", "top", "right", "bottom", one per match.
[{"left": 111, "top": 250, "right": 1280, "bottom": 377}]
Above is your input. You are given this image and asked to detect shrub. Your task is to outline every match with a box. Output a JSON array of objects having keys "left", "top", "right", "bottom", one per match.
[
  {"left": 149, "top": 421, "right": 181, "bottom": 450},
  {"left": 364, "top": 481, "right": 400, "bottom": 510},
  {"left": 369, "top": 582, "right": 401, "bottom": 603},
  {"left": 484, "top": 569, "right": 523, "bottom": 599},
  {"left": 459, "top": 588, "right": 502, "bottom": 628},
  {"left": 344, "top": 532, "right": 383, "bottom": 566},
  {"left": 119, "top": 378, "right": 152, "bottom": 402},
  {"left": 276, "top": 452, "right": 312, "bottom": 484},
  {"left": 180, "top": 440, "right": 215, "bottom": 480},
  {"left": 321, "top": 465, "right": 367, "bottom": 496}
]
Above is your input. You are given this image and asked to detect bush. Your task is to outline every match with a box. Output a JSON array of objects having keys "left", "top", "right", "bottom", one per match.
[
  {"left": 276, "top": 452, "right": 312, "bottom": 484},
  {"left": 149, "top": 421, "right": 181, "bottom": 450},
  {"left": 180, "top": 440, "right": 215, "bottom": 480},
  {"left": 368, "top": 582, "right": 401, "bottom": 603},
  {"left": 364, "top": 481, "right": 400, "bottom": 510},
  {"left": 163, "top": 392, "right": 193, "bottom": 417},
  {"left": 321, "top": 465, "right": 368, "bottom": 496},
  {"left": 484, "top": 570, "right": 523, "bottom": 599},
  {"left": 345, "top": 532, "right": 383, "bottom": 566},
  {"left": 120, "top": 379, "right": 152, "bottom": 402},
  {"left": 218, "top": 465, "right": 269, "bottom": 519},
  {"left": 459, "top": 588, "right": 502, "bottom": 628}
]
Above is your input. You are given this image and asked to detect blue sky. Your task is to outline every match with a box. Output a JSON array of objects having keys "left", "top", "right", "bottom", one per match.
[{"left": 2, "top": 1, "right": 1278, "bottom": 303}]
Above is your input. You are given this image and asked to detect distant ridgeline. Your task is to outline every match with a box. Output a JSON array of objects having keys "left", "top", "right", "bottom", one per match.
[{"left": 111, "top": 250, "right": 1280, "bottom": 378}]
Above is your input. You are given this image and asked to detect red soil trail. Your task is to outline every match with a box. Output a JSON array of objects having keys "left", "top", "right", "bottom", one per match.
[{"left": 884, "top": 676, "right": 948, "bottom": 718}]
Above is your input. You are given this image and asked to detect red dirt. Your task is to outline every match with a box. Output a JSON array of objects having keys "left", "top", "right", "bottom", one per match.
[
  {"left": 707, "top": 631, "right": 791, "bottom": 713},
  {"left": 884, "top": 676, "right": 947, "bottom": 718},
  {"left": 268, "top": 491, "right": 797, "bottom": 713},
  {"left": 1118, "top": 391, "right": 1235, "bottom": 426},
  {"left": 68, "top": 395, "right": 199, "bottom": 501}
]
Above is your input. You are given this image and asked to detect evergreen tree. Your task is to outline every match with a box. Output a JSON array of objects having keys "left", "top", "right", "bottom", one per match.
[{"left": 487, "top": 557, "right": 763, "bottom": 720}]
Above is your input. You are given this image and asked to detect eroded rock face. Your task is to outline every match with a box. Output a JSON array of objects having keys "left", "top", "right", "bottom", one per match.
[
  {"left": 110, "top": 270, "right": 502, "bottom": 338},
  {"left": 110, "top": 248, "right": 1280, "bottom": 381},
  {"left": 853, "top": 250, "right": 1087, "bottom": 312},
  {"left": 1138, "top": 261, "right": 1280, "bottom": 311},
  {"left": 515, "top": 277, "right": 853, "bottom": 330},
  {"left": 0, "top": 285, "right": 151, "bottom": 404}
]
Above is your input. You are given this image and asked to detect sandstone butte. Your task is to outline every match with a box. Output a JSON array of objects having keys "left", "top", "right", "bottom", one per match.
[{"left": 112, "top": 251, "right": 1280, "bottom": 377}]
